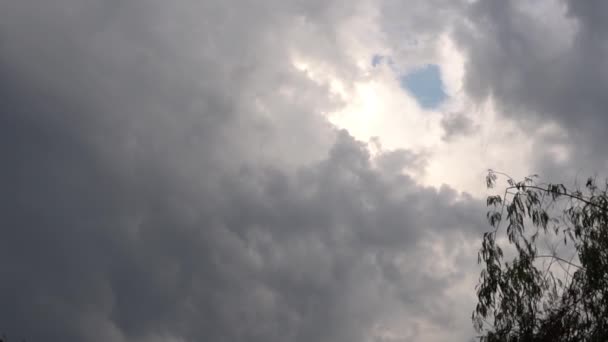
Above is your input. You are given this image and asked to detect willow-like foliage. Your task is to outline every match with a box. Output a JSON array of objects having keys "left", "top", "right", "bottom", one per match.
[{"left": 474, "top": 171, "right": 608, "bottom": 342}]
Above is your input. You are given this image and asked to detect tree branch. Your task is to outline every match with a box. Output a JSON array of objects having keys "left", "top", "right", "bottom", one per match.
[{"left": 534, "top": 255, "right": 582, "bottom": 270}]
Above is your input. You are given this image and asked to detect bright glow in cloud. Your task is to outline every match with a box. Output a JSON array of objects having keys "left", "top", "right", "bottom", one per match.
[{"left": 292, "top": 28, "right": 540, "bottom": 197}]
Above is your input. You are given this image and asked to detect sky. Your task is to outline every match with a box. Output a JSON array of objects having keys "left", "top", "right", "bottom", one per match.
[{"left": 1, "top": 0, "right": 607, "bottom": 341}]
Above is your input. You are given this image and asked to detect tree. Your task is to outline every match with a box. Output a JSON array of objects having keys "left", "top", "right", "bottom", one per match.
[{"left": 473, "top": 170, "right": 608, "bottom": 342}]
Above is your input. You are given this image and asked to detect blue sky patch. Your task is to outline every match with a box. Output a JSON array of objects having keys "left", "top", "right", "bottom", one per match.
[
  {"left": 371, "top": 54, "right": 384, "bottom": 67},
  {"left": 400, "top": 64, "right": 447, "bottom": 109},
  {"left": 371, "top": 54, "right": 395, "bottom": 67}
]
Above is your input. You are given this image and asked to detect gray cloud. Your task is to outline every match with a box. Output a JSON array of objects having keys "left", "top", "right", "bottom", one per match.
[
  {"left": 454, "top": 0, "right": 608, "bottom": 180},
  {"left": 0, "top": 1, "right": 487, "bottom": 341},
  {"left": 440, "top": 113, "right": 478, "bottom": 141},
  {"left": 380, "top": 0, "right": 467, "bottom": 65}
]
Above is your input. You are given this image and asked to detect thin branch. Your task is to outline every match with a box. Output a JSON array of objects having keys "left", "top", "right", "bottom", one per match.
[
  {"left": 507, "top": 185, "right": 607, "bottom": 213},
  {"left": 535, "top": 255, "right": 582, "bottom": 270}
]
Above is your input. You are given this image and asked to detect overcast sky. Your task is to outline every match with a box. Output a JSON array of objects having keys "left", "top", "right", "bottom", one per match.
[{"left": 1, "top": 0, "right": 606, "bottom": 341}]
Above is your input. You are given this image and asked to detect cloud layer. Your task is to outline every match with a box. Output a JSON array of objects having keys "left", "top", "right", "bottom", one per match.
[{"left": 2, "top": 0, "right": 606, "bottom": 341}]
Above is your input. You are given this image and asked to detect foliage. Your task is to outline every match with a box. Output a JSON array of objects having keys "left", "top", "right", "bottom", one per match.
[{"left": 473, "top": 170, "right": 608, "bottom": 342}]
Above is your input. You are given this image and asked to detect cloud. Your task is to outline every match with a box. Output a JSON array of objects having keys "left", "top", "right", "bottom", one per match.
[
  {"left": 440, "top": 113, "right": 477, "bottom": 141},
  {"left": 454, "top": 0, "right": 608, "bottom": 180},
  {"left": 1, "top": 106, "right": 485, "bottom": 342},
  {"left": 12, "top": 0, "right": 602, "bottom": 341},
  {"left": 0, "top": 1, "right": 487, "bottom": 342}
]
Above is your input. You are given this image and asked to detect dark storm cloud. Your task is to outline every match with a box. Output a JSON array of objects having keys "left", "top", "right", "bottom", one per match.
[
  {"left": 454, "top": 0, "right": 608, "bottom": 179},
  {"left": 0, "top": 1, "right": 485, "bottom": 341}
]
